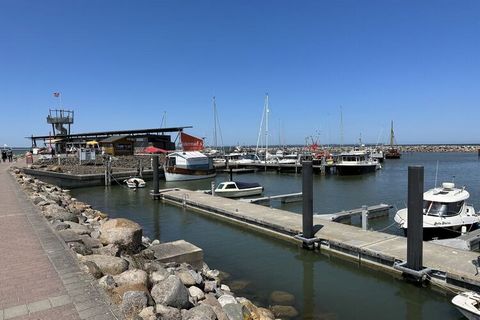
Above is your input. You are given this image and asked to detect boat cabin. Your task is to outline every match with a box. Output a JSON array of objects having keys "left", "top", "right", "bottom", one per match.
[
  {"left": 423, "top": 183, "right": 469, "bottom": 217},
  {"left": 166, "top": 151, "right": 213, "bottom": 169}
]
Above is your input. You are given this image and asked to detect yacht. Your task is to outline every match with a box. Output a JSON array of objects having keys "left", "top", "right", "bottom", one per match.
[
  {"left": 335, "top": 150, "right": 381, "bottom": 175},
  {"left": 215, "top": 181, "right": 264, "bottom": 198},
  {"left": 164, "top": 151, "right": 216, "bottom": 182},
  {"left": 452, "top": 291, "right": 480, "bottom": 320},
  {"left": 394, "top": 182, "right": 480, "bottom": 240}
]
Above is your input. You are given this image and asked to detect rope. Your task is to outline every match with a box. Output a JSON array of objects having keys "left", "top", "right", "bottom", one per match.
[{"left": 425, "top": 274, "right": 460, "bottom": 294}]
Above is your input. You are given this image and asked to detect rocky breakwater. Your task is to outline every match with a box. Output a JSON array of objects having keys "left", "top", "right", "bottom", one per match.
[{"left": 10, "top": 168, "right": 279, "bottom": 320}]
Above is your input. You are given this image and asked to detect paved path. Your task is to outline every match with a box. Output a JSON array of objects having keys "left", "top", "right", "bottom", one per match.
[{"left": 0, "top": 161, "right": 121, "bottom": 320}]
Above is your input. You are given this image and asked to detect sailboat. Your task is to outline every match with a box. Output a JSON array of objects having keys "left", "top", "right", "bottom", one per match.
[
  {"left": 255, "top": 94, "right": 274, "bottom": 163},
  {"left": 385, "top": 120, "right": 401, "bottom": 159}
]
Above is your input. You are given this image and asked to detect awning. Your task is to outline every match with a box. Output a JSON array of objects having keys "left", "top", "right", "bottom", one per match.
[
  {"left": 86, "top": 140, "right": 99, "bottom": 146},
  {"left": 143, "top": 146, "right": 169, "bottom": 154}
]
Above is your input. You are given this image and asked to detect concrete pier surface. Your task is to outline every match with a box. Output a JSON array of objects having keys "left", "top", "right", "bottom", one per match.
[
  {"left": 0, "top": 162, "right": 122, "bottom": 320},
  {"left": 160, "top": 188, "right": 480, "bottom": 291}
]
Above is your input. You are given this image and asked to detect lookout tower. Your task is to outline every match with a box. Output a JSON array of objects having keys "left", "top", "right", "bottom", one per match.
[{"left": 47, "top": 109, "right": 74, "bottom": 136}]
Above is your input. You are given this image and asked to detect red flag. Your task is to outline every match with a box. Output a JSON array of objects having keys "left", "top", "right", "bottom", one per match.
[{"left": 53, "top": 92, "right": 60, "bottom": 98}]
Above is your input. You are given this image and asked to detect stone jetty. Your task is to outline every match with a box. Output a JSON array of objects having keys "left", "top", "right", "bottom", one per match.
[{"left": 7, "top": 165, "right": 278, "bottom": 320}]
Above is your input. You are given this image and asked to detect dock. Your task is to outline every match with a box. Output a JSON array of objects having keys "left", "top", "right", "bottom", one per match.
[
  {"left": 239, "top": 192, "right": 303, "bottom": 205},
  {"left": 317, "top": 204, "right": 391, "bottom": 224},
  {"left": 158, "top": 188, "right": 480, "bottom": 292}
]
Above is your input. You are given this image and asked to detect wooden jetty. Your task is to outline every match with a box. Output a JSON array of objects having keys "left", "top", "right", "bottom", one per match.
[
  {"left": 223, "top": 162, "right": 335, "bottom": 175},
  {"left": 317, "top": 204, "right": 391, "bottom": 224},
  {"left": 239, "top": 192, "right": 303, "bottom": 205},
  {"left": 158, "top": 188, "right": 480, "bottom": 292}
]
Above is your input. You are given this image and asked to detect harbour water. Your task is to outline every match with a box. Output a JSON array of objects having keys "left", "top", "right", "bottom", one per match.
[{"left": 72, "top": 152, "right": 480, "bottom": 319}]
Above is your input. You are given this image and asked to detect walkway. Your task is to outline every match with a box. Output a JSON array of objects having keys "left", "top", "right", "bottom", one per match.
[{"left": 0, "top": 161, "right": 121, "bottom": 320}]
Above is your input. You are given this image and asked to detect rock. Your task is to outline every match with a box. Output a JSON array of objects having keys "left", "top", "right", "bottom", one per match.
[
  {"left": 52, "top": 221, "right": 70, "bottom": 231},
  {"left": 183, "top": 304, "right": 217, "bottom": 320},
  {"left": 150, "top": 268, "right": 170, "bottom": 284},
  {"left": 98, "top": 275, "right": 117, "bottom": 291},
  {"left": 138, "top": 306, "right": 155, "bottom": 320},
  {"left": 220, "top": 284, "right": 231, "bottom": 292},
  {"left": 269, "top": 290, "right": 295, "bottom": 306},
  {"left": 175, "top": 269, "right": 197, "bottom": 287},
  {"left": 65, "top": 221, "right": 91, "bottom": 235},
  {"left": 32, "top": 195, "right": 45, "bottom": 205},
  {"left": 80, "top": 235, "right": 102, "bottom": 249},
  {"left": 99, "top": 218, "right": 142, "bottom": 252},
  {"left": 155, "top": 304, "right": 182, "bottom": 320},
  {"left": 200, "top": 294, "right": 229, "bottom": 320},
  {"left": 80, "top": 254, "right": 129, "bottom": 275},
  {"left": 69, "top": 242, "right": 93, "bottom": 256},
  {"left": 43, "top": 204, "right": 78, "bottom": 222},
  {"left": 241, "top": 300, "right": 275, "bottom": 320},
  {"left": 222, "top": 303, "right": 248, "bottom": 320},
  {"left": 218, "top": 295, "right": 237, "bottom": 307},
  {"left": 48, "top": 165, "right": 63, "bottom": 173},
  {"left": 121, "top": 291, "right": 148, "bottom": 318},
  {"left": 151, "top": 239, "right": 160, "bottom": 245},
  {"left": 90, "top": 230, "right": 101, "bottom": 239},
  {"left": 112, "top": 284, "right": 149, "bottom": 305},
  {"left": 150, "top": 275, "right": 190, "bottom": 309},
  {"left": 113, "top": 269, "right": 148, "bottom": 288},
  {"left": 270, "top": 305, "right": 299, "bottom": 319},
  {"left": 188, "top": 286, "right": 205, "bottom": 302},
  {"left": 227, "top": 280, "right": 250, "bottom": 292},
  {"left": 93, "top": 244, "right": 120, "bottom": 256},
  {"left": 58, "top": 229, "right": 82, "bottom": 243},
  {"left": 203, "top": 281, "right": 217, "bottom": 293},
  {"left": 205, "top": 269, "right": 220, "bottom": 279},
  {"left": 83, "top": 260, "right": 103, "bottom": 278}
]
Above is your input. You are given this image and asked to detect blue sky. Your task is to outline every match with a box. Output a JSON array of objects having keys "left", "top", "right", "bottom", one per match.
[{"left": 1, "top": 0, "right": 479, "bottom": 147}]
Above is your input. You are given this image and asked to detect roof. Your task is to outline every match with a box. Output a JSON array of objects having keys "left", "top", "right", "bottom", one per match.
[
  {"left": 168, "top": 151, "right": 207, "bottom": 159},
  {"left": 100, "top": 135, "right": 130, "bottom": 143},
  {"left": 424, "top": 183, "right": 470, "bottom": 203}
]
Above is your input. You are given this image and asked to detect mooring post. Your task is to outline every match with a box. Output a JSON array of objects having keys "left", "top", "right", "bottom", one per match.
[
  {"left": 211, "top": 181, "right": 215, "bottom": 196},
  {"left": 361, "top": 205, "right": 369, "bottom": 230},
  {"left": 302, "top": 161, "right": 314, "bottom": 239},
  {"left": 152, "top": 155, "right": 159, "bottom": 198},
  {"left": 229, "top": 167, "right": 233, "bottom": 181},
  {"left": 407, "top": 165, "right": 424, "bottom": 271}
]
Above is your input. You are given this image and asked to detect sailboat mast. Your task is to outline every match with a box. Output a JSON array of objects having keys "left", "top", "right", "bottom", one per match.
[
  {"left": 265, "top": 93, "right": 269, "bottom": 159},
  {"left": 390, "top": 120, "right": 395, "bottom": 148},
  {"left": 213, "top": 96, "right": 217, "bottom": 149}
]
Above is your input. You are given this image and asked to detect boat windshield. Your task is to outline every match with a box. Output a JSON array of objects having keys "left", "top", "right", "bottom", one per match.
[
  {"left": 217, "top": 183, "right": 225, "bottom": 189},
  {"left": 423, "top": 201, "right": 463, "bottom": 217}
]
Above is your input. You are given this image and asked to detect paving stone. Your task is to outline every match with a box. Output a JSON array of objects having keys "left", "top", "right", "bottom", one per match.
[
  {"left": 49, "top": 295, "right": 72, "bottom": 308},
  {"left": 3, "top": 305, "right": 28, "bottom": 319},
  {"left": 26, "top": 299, "right": 52, "bottom": 313}
]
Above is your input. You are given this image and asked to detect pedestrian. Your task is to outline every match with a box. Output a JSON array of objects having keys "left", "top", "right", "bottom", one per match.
[
  {"left": 7, "top": 149, "right": 13, "bottom": 162},
  {"left": 1, "top": 150, "right": 6, "bottom": 162}
]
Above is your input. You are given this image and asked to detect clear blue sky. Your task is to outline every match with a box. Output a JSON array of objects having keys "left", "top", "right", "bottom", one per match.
[{"left": 1, "top": 0, "right": 479, "bottom": 147}]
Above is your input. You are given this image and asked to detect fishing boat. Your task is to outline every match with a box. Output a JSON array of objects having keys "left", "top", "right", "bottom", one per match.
[
  {"left": 385, "top": 120, "right": 401, "bottom": 159},
  {"left": 215, "top": 181, "right": 264, "bottom": 198},
  {"left": 124, "top": 177, "right": 146, "bottom": 189},
  {"left": 335, "top": 150, "right": 380, "bottom": 175},
  {"left": 452, "top": 291, "right": 480, "bottom": 320},
  {"left": 164, "top": 151, "right": 216, "bottom": 182},
  {"left": 394, "top": 182, "right": 480, "bottom": 240}
]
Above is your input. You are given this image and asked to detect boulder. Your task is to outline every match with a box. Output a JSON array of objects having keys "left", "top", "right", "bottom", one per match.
[
  {"left": 93, "top": 244, "right": 120, "bottom": 256},
  {"left": 175, "top": 269, "right": 198, "bottom": 287},
  {"left": 58, "top": 229, "right": 82, "bottom": 243},
  {"left": 138, "top": 306, "right": 156, "bottom": 320},
  {"left": 200, "top": 294, "right": 229, "bottom": 320},
  {"left": 155, "top": 304, "right": 182, "bottom": 320},
  {"left": 80, "top": 235, "right": 102, "bottom": 249},
  {"left": 43, "top": 204, "right": 78, "bottom": 222},
  {"left": 80, "top": 255, "right": 128, "bottom": 275},
  {"left": 270, "top": 305, "right": 299, "bottom": 319},
  {"left": 112, "top": 284, "right": 149, "bottom": 305},
  {"left": 99, "top": 218, "right": 142, "bottom": 252},
  {"left": 228, "top": 280, "right": 250, "bottom": 291},
  {"left": 82, "top": 261, "right": 103, "bottom": 278},
  {"left": 65, "top": 221, "right": 91, "bottom": 235},
  {"left": 121, "top": 291, "right": 148, "bottom": 318},
  {"left": 113, "top": 269, "right": 148, "bottom": 288},
  {"left": 269, "top": 290, "right": 295, "bottom": 305},
  {"left": 220, "top": 284, "right": 231, "bottom": 292},
  {"left": 150, "top": 267, "right": 170, "bottom": 284},
  {"left": 98, "top": 275, "right": 117, "bottom": 291},
  {"left": 218, "top": 295, "right": 237, "bottom": 307},
  {"left": 52, "top": 221, "right": 70, "bottom": 231},
  {"left": 183, "top": 304, "right": 217, "bottom": 320},
  {"left": 69, "top": 242, "right": 93, "bottom": 256},
  {"left": 241, "top": 300, "right": 275, "bottom": 320},
  {"left": 188, "top": 286, "right": 205, "bottom": 302},
  {"left": 223, "top": 303, "right": 248, "bottom": 320},
  {"left": 203, "top": 281, "right": 217, "bottom": 293},
  {"left": 150, "top": 275, "right": 190, "bottom": 309}
]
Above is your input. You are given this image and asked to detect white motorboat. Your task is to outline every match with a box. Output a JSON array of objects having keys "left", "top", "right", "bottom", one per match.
[
  {"left": 164, "top": 151, "right": 216, "bottom": 182},
  {"left": 215, "top": 181, "right": 264, "bottom": 198},
  {"left": 335, "top": 150, "right": 380, "bottom": 175},
  {"left": 452, "top": 291, "right": 480, "bottom": 320},
  {"left": 124, "top": 177, "right": 146, "bottom": 189},
  {"left": 394, "top": 182, "right": 480, "bottom": 240}
]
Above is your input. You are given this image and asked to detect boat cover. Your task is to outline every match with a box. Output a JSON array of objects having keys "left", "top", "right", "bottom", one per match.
[{"left": 234, "top": 181, "right": 261, "bottom": 189}]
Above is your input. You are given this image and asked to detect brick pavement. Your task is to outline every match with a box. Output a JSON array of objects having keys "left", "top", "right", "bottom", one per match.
[{"left": 0, "top": 161, "right": 122, "bottom": 319}]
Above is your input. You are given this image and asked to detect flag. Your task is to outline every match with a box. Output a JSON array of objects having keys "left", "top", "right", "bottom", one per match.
[{"left": 53, "top": 92, "right": 60, "bottom": 98}]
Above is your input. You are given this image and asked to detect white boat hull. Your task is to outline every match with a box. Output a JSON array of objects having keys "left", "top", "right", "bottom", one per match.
[
  {"left": 452, "top": 292, "right": 480, "bottom": 320},
  {"left": 124, "top": 178, "right": 146, "bottom": 188},
  {"left": 164, "top": 171, "right": 216, "bottom": 182},
  {"left": 215, "top": 187, "right": 263, "bottom": 198}
]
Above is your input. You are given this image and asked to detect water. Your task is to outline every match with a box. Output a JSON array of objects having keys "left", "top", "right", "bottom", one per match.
[{"left": 72, "top": 152, "right": 480, "bottom": 319}]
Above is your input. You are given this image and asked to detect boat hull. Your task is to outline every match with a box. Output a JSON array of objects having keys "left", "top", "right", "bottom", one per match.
[
  {"left": 215, "top": 187, "right": 263, "bottom": 198},
  {"left": 452, "top": 293, "right": 480, "bottom": 320},
  {"left": 164, "top": 166, "right": 216, "bottom": 182},
  {"left": 401, "top": 223, "right": 479, "bottom": 240},
  {"left": 336, "top": 164, "right": 378, "bottom": 175}
]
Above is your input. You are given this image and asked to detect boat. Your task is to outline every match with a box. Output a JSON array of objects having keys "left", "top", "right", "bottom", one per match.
[
  {"left": 215, "top": 181, "right": 264, "bottom": 198},
  {"left": 164, "top": 151, "right": 216, "bottom": 182},
  {"left": 452, "top": 291, "right": 480, "bottom": 320},
  {"left": 394, "top": 182, "right": 480, "bottom": 240},
  {"left": 124, "top": 177, "right": 146, "bottom": 189},
  {"left": 368, "top": 148, "right": 385, "bottom": 163},
  {"left": 335, "top": 150, "right": 380, "bottom": 175},
  {"left": 385, "top": 120, "right": 401, "bottom": 159}
]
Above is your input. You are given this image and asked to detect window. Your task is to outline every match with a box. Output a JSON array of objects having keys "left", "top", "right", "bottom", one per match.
[
  {"left": 225, "top": 184, "right": 237, "bottom": 189},
  {"left": 424, "top": 201, "right": 463, "bottom": 217}
]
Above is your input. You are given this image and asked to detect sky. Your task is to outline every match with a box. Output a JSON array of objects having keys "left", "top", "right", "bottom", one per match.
[{"left": 1, "top": 0, "right": 479, "bottom": 147}]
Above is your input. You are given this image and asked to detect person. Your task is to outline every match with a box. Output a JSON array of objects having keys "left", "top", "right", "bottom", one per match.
[
  {"left": 7, "top": 149, "right": 13, "bottom": 162},
  {"left": 1, "top": 150, "right": 6, "bottom": 162}
]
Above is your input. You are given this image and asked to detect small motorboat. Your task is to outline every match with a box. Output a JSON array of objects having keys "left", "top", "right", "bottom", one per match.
[
  {"left": 215, "top": 181, "right": 263, "bottom": 198},
  {"left": 394, "top": 182, "right": 479, "bottom": 240},
  {"left": 124, "top": 177, "right": 146, "bottom": 189},
  {"left": 452, "top": 291, "right": 480, "bottom": 320}
]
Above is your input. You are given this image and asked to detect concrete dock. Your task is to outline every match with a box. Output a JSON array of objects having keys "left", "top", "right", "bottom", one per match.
[{"left": 160, "top": 188, "right": 480, "bottom": 291}]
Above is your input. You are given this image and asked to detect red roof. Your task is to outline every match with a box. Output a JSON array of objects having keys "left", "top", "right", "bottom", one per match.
[{"left": 143, "top": 146, "right": 169, "bottom": 154}]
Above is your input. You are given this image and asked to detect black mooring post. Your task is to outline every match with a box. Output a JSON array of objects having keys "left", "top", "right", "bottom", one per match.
[
  {"left": 302, "top": 161, "right": 314, "bottom": 239},
  {"left": 407, "top": 165, "right": 424, "bottom": 271},
  {"left": 152, "top": 155, "right": 160, "bottom": 197}
]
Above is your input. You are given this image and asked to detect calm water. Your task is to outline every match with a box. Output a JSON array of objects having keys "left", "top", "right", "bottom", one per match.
[{"left": 72, "top": 152, "right": 480, "bottom": 319}]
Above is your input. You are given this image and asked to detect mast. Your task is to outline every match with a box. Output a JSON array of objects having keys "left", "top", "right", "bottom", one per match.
[
  {"left": 390, "top": 120, "right": 395, "bottom": 148},
  {"left": 265, "top": 93, "right": 269, "bottom": 160},
  {"left": 213, "top": 96, "right": 217, "bottom": 149}
]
